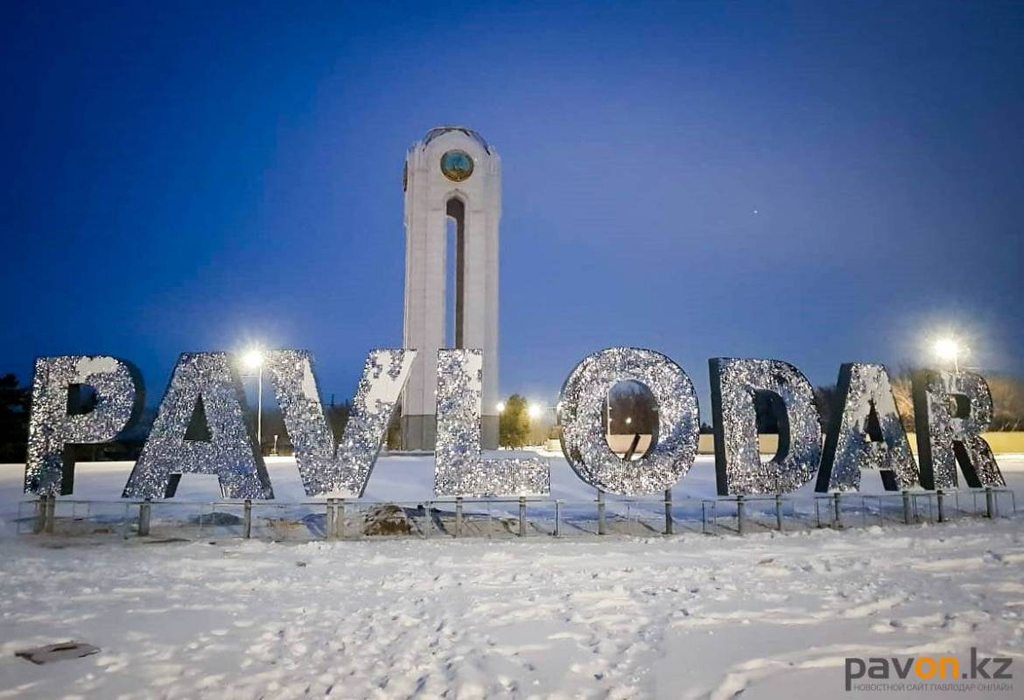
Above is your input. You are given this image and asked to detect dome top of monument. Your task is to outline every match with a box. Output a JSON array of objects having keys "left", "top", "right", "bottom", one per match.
[{"left": 423, "top": 126, "right": 491, "bottom": 154}]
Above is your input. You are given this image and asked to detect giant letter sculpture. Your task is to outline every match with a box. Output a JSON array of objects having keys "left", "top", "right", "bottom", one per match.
[
  {"left": 815, "top": 363, "right": 919, "bottom": 492},
  {"left": 434, "top": 349, "right": 550, "bottom": 496},
  {"left": 709, "top": 358, "right": 821, "bottom": 496},
  {"left": 122, "top": 353, "right": 273, "bottom": 499},
  {"left": 558, "top": 347, "right": 699, "bottom": 495},
  {"left": 912, "top": 369, "right": 1003, "bottom": 489},
  {"left": 264, "top": 349, "right": 415, "bottom": 497},
  {"left": 25, "top": 356, "right": 143, "bottom": 495}
]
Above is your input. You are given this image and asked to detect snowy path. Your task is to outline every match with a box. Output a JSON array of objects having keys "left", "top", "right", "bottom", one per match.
[{"left": 0, "top": 456, "right": 1023, "bottom": 699}]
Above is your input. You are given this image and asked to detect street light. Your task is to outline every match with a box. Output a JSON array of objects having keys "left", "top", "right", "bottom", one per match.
[
  {"left": 241, "top": 348, "right": 265, "bottom": 451},
  {"left": 527, "top": 403, "right": 542, "bottom": 420},
  {"left": 933, "top": 337, "right": 965, "bottom": 373},
  {"left": 496, "top": 401, "right": 506, "bottom": 413}
]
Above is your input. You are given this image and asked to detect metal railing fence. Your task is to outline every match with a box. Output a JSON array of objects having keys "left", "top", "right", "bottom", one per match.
[{"left": 14, "top": 486, "right": 1017, "bottom": 543}]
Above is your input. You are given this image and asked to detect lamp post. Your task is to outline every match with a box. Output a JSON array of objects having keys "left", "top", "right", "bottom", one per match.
[{"left": 242, "top": 348, "right": 265, "bottom": 452}]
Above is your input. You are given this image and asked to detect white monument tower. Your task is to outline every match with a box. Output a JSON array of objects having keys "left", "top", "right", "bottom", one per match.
[{"left": 401, "top": 127, "right": 501, "bottom": 450}]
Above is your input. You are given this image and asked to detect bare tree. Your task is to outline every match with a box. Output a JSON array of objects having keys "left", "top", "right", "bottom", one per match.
[
  {"left": 989, "top": 375, "right": 1024, "bottom": 431},
  {"left": 890, "top": 367, "right": 1024, "bottom": 432},
  {"left": 890, "top": 365, "right": 915, "bottom": 432}
]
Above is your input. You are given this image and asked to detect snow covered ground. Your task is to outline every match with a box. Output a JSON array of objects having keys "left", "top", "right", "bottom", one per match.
[{"left": 1, "top": 455, "right": 1023, "bottom": 699}]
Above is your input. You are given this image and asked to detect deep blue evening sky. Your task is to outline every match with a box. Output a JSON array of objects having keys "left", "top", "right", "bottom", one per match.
[{"left": 3, "top": 1, "right": 1023, "bottom": 408}]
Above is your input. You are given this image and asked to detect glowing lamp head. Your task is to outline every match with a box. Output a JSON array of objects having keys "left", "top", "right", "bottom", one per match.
[
  {"left": 242, "top": 348, "right": 264, "bottom": 370},
  {"left": 933, "top": 337, "right": 962, "bottom": 363},
  {"left": 527, "top": 404, "right": 542, "bottom": 419},
  {"left": 496, "top": 401, "right": 506, "bottom": 413}
]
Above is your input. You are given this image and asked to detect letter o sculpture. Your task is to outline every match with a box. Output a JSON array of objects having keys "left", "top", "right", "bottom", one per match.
[{"left": 557, "top": 347, "right": 700, "bottom": 495}]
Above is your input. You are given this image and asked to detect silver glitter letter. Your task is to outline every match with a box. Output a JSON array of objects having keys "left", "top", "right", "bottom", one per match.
[
  {"left": 25, "top": 356, "right": 144, "bottom": 495},
  {"left": 435, "top": 349, "right": 550, "bottom": 496},
  {"left": 815, "top": 363, "right": 919, "bottom": 492},
  {"left": 264, "top": 349, "right": 415, "bottom": 497},
  {"left": 912, "top": 369, "right": 1003, "bottom": 489},
  {"left": 557, "top": 347, "right": 699, "bottom": 496},
  {"left": 122, "top": 353, "right": 273, "bottom": 499},
  {"left": 709, "top": 358, "right": 821, "bottom": 496}
]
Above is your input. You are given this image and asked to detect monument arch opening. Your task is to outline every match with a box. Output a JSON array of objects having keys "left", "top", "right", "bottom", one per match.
[{"left": 445, "top": 196, "right": 466, "bottom": 350}]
